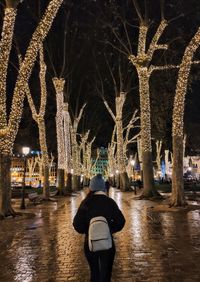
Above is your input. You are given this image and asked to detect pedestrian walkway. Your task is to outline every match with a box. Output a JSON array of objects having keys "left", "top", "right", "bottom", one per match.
[{"left": 0, "top": 189, "right": 200, "bottom": 281}]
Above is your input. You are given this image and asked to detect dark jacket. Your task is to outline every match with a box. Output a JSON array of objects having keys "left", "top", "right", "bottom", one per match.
[{"left": 73, "top": 192, "right": 125, "bottom": 235}]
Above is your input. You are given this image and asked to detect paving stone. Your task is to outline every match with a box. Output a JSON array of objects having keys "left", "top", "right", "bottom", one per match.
[{"left": 0, "top": 190, "right": 200, "bottom": 281}]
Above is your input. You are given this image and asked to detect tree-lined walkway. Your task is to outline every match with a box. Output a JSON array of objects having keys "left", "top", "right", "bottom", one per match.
[{"left": 0, "top": 189, "right": 200, "bottom": 281}]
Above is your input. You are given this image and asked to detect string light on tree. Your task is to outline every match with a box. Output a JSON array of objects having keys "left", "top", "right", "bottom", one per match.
[
  {"left": 171, "top": 27, "right": 200, "bottom": 206},
  {"left": 53, "top": 78, "right": 65, "bottom": 170},
  {"left": 0, "top": 0, "right": 64, "bottom": 156},
  {"left": 63, "top": 102, "right": 72, "bottom": 173},
  {"left": 0, "top": 8, "right": 17, "bottom": 130},
  {"left": 0, "top": 0, "right": 64, "bottom": 217}
]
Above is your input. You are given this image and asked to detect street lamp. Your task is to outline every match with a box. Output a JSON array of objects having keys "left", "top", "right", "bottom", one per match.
[
  {"left": 130, "top": 159, "right": 135, "bottom": 166},
  {"left": 20, "top": 146, "right": 30, "bottom": 209}
]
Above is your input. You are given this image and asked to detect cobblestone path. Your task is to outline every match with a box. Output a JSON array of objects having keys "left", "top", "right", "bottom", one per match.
[{"left": 0, "top": 189, "right": 200, "bottom": 281}]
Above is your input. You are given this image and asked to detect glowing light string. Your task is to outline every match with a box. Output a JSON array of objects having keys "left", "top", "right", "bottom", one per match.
[
  {"left": 53, "top": 78, "right": 65, "bottom": 169},
  {"left": 0, "top": 0, "right": 64, "bottom": 155}
]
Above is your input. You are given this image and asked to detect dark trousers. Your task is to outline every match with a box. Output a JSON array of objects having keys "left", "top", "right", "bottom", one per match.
[{"left": 84, "top": 243, "right": 115, "bottom": 282}]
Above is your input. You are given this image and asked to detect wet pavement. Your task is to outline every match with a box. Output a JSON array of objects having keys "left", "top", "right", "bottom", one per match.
[{"left": 0, "top": 189, "right": 200, "bottom": 282}]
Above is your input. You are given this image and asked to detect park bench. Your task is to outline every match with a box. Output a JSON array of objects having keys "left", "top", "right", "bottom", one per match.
[{"left": 28, "top": 192, "right": 43, "bottom": 205}]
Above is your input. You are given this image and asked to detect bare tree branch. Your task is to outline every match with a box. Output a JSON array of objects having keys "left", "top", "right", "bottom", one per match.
[
  {"left": 149, "top": 64, "right": 180, "bottom": 73},
  {"left": 77, "top": 103, "right": 87, "bottom": 124},
  {"left": 147, "top": 20, "right": 168, "bottom": 59},
  {"left": 132, "top": 0, "right": 144, "bottom": 23},
  {"left": 103, "top": 100, "right": 116, "bottom": 121}
]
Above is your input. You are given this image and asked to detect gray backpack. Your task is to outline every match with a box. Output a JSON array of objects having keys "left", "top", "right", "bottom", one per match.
[{"left": 88, "top": 216, "right": 112, "bottom": 252}]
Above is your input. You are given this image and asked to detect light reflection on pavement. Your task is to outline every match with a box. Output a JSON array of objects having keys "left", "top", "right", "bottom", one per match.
[{"left": 0, "top": 188, "right": 200, "bottom": 281}]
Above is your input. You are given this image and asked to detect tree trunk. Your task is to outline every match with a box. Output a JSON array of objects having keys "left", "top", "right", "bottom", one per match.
[
  {"left": 120, "top": 172, "right": 131, "bottom": 192},
  {"left": 57, "top": 168, "right": 65, "bottom": 195},
  {"left": 170, "top": 136, "right": 186, "bottom": 206},
  {"left": 138, "top": 69, "right": 158, "bottom": 197},
  {"left": 170, "top": 28, "right": 200, "bottom": 206},
  {"left": 43, "top": 166, "right": 50, "bottom": 199},
  {"left": 116, "top": 115, "right": 130, "bottom": 191},
  {"left": 83, "top": 176, "right": 90, "bottom": 187},
  {"left": 38, "top": 120, "right": 50, "bottom": 199},
  {"left": 72, "top": 175, "right": 80, "bottom": 192},
  {"left": 142, "top": 151, "right": 159, "bottom": 197},
  {"left": 0, "top": 154, "right": 15, "bottom": 218},
  {"left": 66, "top": 172, "right": 72, "bottom": 192}
]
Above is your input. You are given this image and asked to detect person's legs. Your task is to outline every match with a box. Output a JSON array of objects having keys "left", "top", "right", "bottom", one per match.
[
  {"left": 84, "top": 243, "right": 100, "bottom": 282},
  {"left": 99, "top": 247, "right": 115, "bottom": 282}
]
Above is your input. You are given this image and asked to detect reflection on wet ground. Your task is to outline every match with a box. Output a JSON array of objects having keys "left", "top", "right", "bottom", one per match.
[{"left": 0, "top": 189, "right": 200, "bottom": 281}]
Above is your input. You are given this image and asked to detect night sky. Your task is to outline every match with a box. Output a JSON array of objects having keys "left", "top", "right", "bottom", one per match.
[{"left": 1, "top": 0, "right": 200, "bottom": 157}]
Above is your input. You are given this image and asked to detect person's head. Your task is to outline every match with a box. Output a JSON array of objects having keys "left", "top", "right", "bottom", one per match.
[{"left": 89, "top": 174, "right": 106, "bottom": 192}]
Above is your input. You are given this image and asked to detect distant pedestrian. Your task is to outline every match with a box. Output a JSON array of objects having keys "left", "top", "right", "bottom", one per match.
[
  {"left": 73, "top": 174, "right": 125, "bottom": 282},
  {"left": 105, "top": 179, "right": 110, "bottom": 195}
]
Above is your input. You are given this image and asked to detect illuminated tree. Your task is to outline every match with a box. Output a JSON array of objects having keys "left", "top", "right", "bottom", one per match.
[
  {"left": 164, "top": 149, "right": 170, "bottom": 178},
  {"left": 102, "top": 0, "right": 179, "bottom": 197},
  {"left": 0, "top": 0, "right": 64, "bottom": 218},
  {"left": 63, "top": 102, "right": 72, "bottom": 192},
  {"left": 107, "top": 125, "right": 117, "bottom": 180},
  {"left": 25, "top": 47, "right": 50, "bottom": 199},
  {"left": 70, "top": 103, "right": 86, "bottom": 191},
  {"left": 52, "top": 78, "right": 66, "bottom": 193},
  {"left": 27, "top": 157, "right": 37, "bottom": 186},
  {"left": 85, "top": 136, "right": 96, "bottom": 183},
  {"left": 90, "top": 148, "right": 101, "bottom": 177},
  {"left": 104, "top": 93, "right": 139, "bottom": 191},
  {"left": 127, "top": 5, "right": 170, "bottom": 197},
  {"left": 156, "top": 140, "right": 162, "bottom": 173},
  {"left": 171, "top": 28, "right": 200, "bottom": 207},
  {"left": 80, "top": 130, "right": 90, "bottom": 185}
]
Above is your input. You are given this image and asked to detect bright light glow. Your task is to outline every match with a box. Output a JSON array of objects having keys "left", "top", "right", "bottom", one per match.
[
  {"left": 22, "top": 147, "right": 30, "bottom": 156},
  {"left": 130, "top": 159, "right": 135, "bottom": 166},
  {"left": 188, "top": 167, "right": 192, "bottom": 171},
  {"left": 115, "top": 170, "right": 119, "bottom": 174}
]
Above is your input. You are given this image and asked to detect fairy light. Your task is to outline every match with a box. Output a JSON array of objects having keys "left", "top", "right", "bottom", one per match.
[
  {"left": 38, "top": 47, "right": 47, "bottom": 119},
  {"left": 25, "top": 47, "right": 48, "bottom": 167},
  {"left": 104, "top": 93, "right": 129, "bottom": 174},
  {"left": 71, "top": 120, "right": 80, "bottom": 176},
  {"left": 107, "top": 143, "right": 116, "bottom": 177},
  {"left": 0, "top": 0, "right": 64, "bottom": 155},
  {"left": 85, "top": 137, "right": 95, "bottom": 178},
  {"left": 70, "top": 104, "right": 86, "bottom": 178},
  {"left": 63, "top": 102, "right": 72, "bottom": 172},
  {"left": 138, "top": 24, "right": 148, "bottom": 57},
  {"left": 0, "top": 8, "right": 17, "bottom": 129},
  {"left": 147, "top": 20, "right": 168, "bottom": 58},
  {"left": 80, "top": 130, "right": 90, "bottom": 175},
  {"left": 38, "top": 48, "right": 49, "bottom": 167},
  {"left": 171, "top": 28, "right": 200, "bottom": 205},
  {"left": 128, "top": 20, "right": 171, "bottom": 156},
  {"left": 38, "top": 117, "right": 48, "bottom": 166},
  {"left": 172, "top": 28, "right": 200, "bottom": 138},
  {"left": 156, "top": 140, "right": 162, "bottom": 171},
  {"left": 116, "top": 93, "right": 127, "bottom": 174},
  {"left": 165, "top": 150, "right": 170, "bottom": 176},
  {"left": 123, "top": 110, "right": 140, "bottom": 153},
  {"left": 53, "top": 78, "right": 65, "bottom": 169},
  {"left": 107, "top": 126, "right": 117, "bottom": 176}
]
